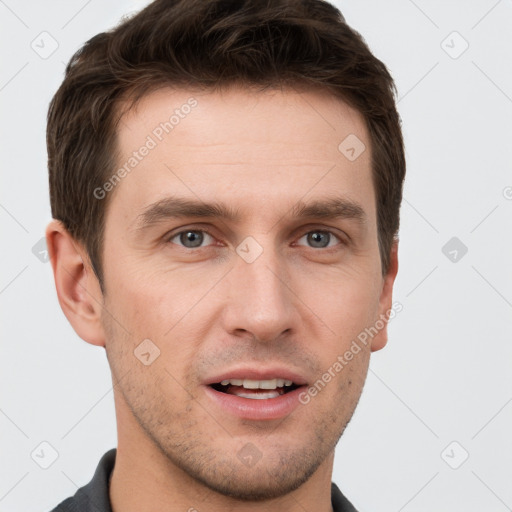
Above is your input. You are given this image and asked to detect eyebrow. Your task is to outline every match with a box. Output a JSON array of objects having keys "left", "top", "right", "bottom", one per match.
[
  {"left": 133, "top": 195, "right": 367, "bottom": 232},
  {"left": 290, "top": 197, "right": 366, "bottom": 224}
]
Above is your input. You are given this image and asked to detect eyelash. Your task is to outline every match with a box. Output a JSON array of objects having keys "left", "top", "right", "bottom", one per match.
[{"left": 166, "top": 227, "right": 345, "bottom": 251}]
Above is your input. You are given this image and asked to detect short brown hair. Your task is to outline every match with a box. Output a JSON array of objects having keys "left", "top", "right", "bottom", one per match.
[{"left": 47, "top": 0, "right": 405, "bottom": 289}]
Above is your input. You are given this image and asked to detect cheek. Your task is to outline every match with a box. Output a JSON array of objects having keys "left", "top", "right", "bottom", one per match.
[
  {"left": 103, "top": 267, "right": 211, "bottom": 379},
  {"left": 300, "top": 266, "right": 381, "bottom": 338},
  {"left": 104, "top": 262, "right": 179, "bottom": 335}
]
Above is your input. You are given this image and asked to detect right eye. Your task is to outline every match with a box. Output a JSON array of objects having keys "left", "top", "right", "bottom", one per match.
[{"left": 168, "top": 229, "right": 216, "bottom": 249}]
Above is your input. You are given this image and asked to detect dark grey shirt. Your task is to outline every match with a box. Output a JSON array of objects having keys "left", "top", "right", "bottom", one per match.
[{"left": 49, "top": 449, "right": 358, "bottom": 511}]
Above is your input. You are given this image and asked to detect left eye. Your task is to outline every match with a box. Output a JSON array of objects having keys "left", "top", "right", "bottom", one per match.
[{"left": 296, "top": 231, "right": 341, "bottom": 249}]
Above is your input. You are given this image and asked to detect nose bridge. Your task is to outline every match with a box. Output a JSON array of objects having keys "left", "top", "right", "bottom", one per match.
[{"left": 223, "top": 236, "right": 296, "bottom": 340}]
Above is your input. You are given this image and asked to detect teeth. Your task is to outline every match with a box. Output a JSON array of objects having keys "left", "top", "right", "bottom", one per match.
[
  {"left": 236, "top": 390, "right": 280, "bottom": 399},
  {"left": 218, "top": 378, "right": 295, "bottom": 389},
  {"left": 243, "top": 379, "right": 261, "bottom": 389}
]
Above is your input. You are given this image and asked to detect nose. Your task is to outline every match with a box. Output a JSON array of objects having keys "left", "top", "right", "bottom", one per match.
[{"left": 220, "top": 240, "right": 299, "bottom": 343}]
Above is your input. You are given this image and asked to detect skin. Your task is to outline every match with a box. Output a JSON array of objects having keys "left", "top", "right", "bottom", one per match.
[{"left": 47, "top": 85, "right": 398, "bottom": 512}]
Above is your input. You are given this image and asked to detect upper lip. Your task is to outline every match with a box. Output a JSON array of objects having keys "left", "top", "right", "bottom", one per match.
[{"left": 203, "top": 366, "right": 308, "bottom": 386}]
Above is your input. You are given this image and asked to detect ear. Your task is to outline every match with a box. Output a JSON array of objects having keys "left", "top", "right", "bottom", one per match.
[
  {"left": 45, "top": 220, "right": 106, "bottom": 347},
  {"left": 370, "top": 239, "right": 399, "bottom": 352}
]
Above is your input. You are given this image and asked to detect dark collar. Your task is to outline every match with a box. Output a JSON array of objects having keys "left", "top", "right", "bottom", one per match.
[{"left": 51, "top": 448, "right": 358, "bottom": 512}]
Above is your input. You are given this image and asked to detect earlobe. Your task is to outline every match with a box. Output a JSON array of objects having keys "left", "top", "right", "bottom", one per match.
[
  {"left": 370, "top": 239, "right": 399, "bottom": 353},
  {"left": 46, "top": 220, "right": 106, "bottom": 347}
]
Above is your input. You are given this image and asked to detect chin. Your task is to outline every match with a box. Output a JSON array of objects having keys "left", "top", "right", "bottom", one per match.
[{"left": 188, "top": 454, "right": 322, "bottom": 502}]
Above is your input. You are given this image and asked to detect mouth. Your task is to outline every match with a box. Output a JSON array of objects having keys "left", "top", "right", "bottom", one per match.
[
  {"left": 210, "top": 378, "right": 300, "bottom": 400},
  {"left": 203, "top": 371, "right": 308, "bottom": 420}
]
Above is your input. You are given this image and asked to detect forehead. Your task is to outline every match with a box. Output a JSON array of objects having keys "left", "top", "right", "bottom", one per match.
[{"left": 109, "top": 85, "right": 374, "bottom": 225}]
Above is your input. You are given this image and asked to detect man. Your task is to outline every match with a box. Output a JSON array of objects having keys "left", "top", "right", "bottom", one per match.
[{"left": 45, "top": 0, "right": 405, "bottom": 510}]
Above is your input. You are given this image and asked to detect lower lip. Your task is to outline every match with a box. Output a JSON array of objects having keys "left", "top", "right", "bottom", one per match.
[{"left": 203, "top": 385, "right": 306, "bottom": 420}]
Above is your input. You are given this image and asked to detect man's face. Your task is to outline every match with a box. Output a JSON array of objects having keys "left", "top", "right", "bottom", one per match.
[{"left": 99, "top": 86, "right": 394, "bottom": 499}]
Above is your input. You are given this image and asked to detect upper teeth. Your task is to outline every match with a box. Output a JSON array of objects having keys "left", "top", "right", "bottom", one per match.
[{"left": 220, "top": 378, "right": 293, "bottom": 389}]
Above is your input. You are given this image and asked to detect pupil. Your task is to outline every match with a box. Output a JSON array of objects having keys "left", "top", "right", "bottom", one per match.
[
  {"left": 181, "top": 231, "right": 203, "bottom": 248},
  {"left": 308, "top": 231, "right": 329, "bottom": 248}
]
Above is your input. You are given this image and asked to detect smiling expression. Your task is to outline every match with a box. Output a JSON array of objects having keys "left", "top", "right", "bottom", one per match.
[{"left": 97, "top": 84, "right": 395, "bottom": 500}]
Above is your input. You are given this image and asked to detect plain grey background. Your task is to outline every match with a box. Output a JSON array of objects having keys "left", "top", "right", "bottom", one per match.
[{"left": 1, "top": 1, "right": 511, "bottom": 511}]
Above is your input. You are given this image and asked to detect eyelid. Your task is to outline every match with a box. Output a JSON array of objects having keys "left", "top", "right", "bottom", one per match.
[{"left": 294, "top": 222, "right": 349, "bottom": 242}]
